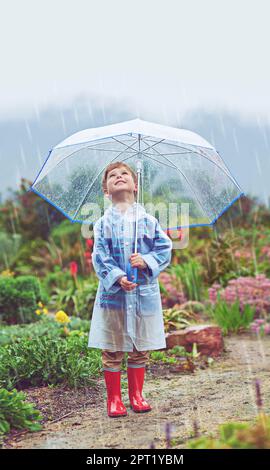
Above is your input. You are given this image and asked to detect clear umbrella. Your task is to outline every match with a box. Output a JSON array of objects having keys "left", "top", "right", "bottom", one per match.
[{"left": 29, "top": 118, "right": 245, "bottom": 281}]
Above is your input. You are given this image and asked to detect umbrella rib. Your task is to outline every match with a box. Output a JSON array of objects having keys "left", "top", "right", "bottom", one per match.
[
  {"left": 140, "top": 152, "right": 176, "bottom": 169},
  {"left": 146, "top": 146, "right": 211, "bottom": 220},
  {"left": 39, "top": 137, "right": 139, "bottom": 180},
  {"left": 142, "top": 150, "right": 194, "bottom": 158},
  {"left": 140, "top": 136, "right": 166, "bottom": 153},
  {"left": 142, "top": 139, "right": 240, "bottom": 189},
  {"left": 74, "top": 147, "right": 136, "bottom": 153},
  {"left": 111, "top": 137, "right": 139, "bottom": 153},
  {"left": 72, "top": 140, "right": 139, "bottom": 220}
]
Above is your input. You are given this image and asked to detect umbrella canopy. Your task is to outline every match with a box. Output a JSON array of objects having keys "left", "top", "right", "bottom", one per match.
[{"left": 29, "top": 118, "right": 245, "bottom": 230}]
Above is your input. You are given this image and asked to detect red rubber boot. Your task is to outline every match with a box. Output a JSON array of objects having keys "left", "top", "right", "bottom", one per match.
[
  {"left": 127, "top": 366, "right": 152, "bottom": 413},
  {"left": 104, "top": 370, "right": 127, "bottom": 418}
]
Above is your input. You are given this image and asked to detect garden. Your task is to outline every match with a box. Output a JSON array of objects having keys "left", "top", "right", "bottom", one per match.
[{"left": 0, "top": 178, "right": 270, "bottom": 449}]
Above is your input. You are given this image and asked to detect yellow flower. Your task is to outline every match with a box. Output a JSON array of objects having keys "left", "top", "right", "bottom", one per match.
[
  {"left": 55, "top": 310, "right": 70, "bottom": 324},
  {"left": 63, "top": 325, "right": 70, "bottom": 336},
  {"left": 38, "top": 301, "right": 44, "bottom": 308},
  {"left": 42, "top": 308, "right": 48, "bottom": 314},
  {"left": 1, "top": 269, "right": 15, "bottom": 277},
  {"left": 35, "top": 309, "right": 42, "bottom": 315}
]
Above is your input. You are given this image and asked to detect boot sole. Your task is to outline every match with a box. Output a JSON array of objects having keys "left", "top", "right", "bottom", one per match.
[
  {"left": 130, "top": 405, "right": 152, "bottom": 413},
  {"left": 108, "top": 413, "right": 128, "bottom": 418}
]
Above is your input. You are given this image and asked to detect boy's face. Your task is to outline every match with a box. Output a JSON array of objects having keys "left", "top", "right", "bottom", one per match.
[{"left": 104, "top": 166, "right": 137, "bottom": 198}]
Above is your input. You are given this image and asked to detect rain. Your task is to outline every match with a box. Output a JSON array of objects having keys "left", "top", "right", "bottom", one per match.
[{"left": 0, "top": 0, "right": 270, "bottom": 457}]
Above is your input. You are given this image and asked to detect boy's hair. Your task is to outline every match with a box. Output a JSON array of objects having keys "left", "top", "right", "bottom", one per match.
[{"left": 102, "top": 162, "right": 137, "bottom": 194}]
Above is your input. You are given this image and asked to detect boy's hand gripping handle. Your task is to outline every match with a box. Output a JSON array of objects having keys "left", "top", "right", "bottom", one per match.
[{"left": 126, "top": 260, "right": 138, "bottom": 283}]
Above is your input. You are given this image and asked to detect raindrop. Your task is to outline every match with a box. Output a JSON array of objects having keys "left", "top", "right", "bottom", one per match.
[
  {"left": 254, "top": 150, "right": 262, "bottom": 176},
  {"left": 24, "top": 119, "right": 33, "bottom": 142},
  {"left": 73, "top": 106, "right": 80, "bottom": 128},
  {"left": 60, "top": 109, "right": 67, "bottom": 135},
  {"left": 33, "top": 102, "right": 41, "bottom": 124},
  {"left": 218, "top": 112, "right": 226, "bottom": 139},
  {"left": 19, "top": 144, "right": 26, "bottom": 167},
  {"left": 87, "top": 100, "right": 94, "bottom": 125},
  {"left": 232, "top": 127, "right": 239, "bottom": 154}
]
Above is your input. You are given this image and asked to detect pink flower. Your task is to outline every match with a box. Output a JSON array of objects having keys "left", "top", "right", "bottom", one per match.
[
  {"left": 208, "top": 274, "right": 270, "bottom": 318},
  {"left": 260, "top": 246, "right": 270, "bottom": 262}
]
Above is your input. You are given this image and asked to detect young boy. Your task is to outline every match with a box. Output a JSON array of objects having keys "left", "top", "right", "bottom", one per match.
[{"left": 88, "top": 161, "right": 172, "bottom": 417}]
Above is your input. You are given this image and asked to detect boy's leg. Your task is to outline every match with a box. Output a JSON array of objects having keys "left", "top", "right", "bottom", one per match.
[
  {"left": 101, "top": 350, "right": 127, "bottom": 418},
  {"left": 127, "top": 345, "right": 151, "bottom": 413},
  {"left": 127, "top": 345, "right": 149, "bottom": 368},
  {"left": 102, "top": 350, "right": 124, "bottom": 371}
]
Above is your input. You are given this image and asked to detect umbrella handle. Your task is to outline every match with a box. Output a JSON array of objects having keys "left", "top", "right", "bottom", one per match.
[{"left": 126, "top": 260, "right": 138, "bottom": 283}]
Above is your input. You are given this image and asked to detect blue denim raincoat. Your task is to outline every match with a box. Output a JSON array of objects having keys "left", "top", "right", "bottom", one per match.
[{"left": 88, "top": 202, "right": 173, "bottom": 352}]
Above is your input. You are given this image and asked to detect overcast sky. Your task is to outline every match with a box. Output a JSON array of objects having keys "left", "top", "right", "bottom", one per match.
[
  {"left": 0, "top": 0, "right": 269, "bottom": 207},
  {"left": 0, "top": 0, "right": 270, "bottom": 124}
]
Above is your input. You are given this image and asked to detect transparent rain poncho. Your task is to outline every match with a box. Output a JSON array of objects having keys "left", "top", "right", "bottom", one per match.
[{"left": 87, "top": 202, "right": 172, "bottom": 351}]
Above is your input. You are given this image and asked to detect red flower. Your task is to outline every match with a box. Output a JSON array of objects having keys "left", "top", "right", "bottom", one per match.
[
  {"left": 166, "top": 228, "right": 183, "bottom": 240},
  {"left": 84, "top": 251, "right": 92, "bottom": 259},
  {"left": 177, "top": 229, "right": 183, "bottom": 240},
  {"left": 86, "top": 239, "right": 94, "bottom": 249},
  {"left": 69, "top": 261, "right": 78, "bottom": 277}
]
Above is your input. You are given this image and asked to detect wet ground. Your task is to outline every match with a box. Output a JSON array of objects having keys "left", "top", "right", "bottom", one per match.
[{"left": 3, "top": 332, "right": 270, "bottom": 449}]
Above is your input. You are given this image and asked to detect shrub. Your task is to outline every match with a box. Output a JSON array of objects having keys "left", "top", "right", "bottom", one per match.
[
  {"left": 202, "top": 231, "right": 241, "bottom": 285},
  {"left": 0, "top": 387, "right": 43, "bottom": 447},
  {"left": 0, "top": 334, "right": 102, "bottom": 390},
  {"left": 0, "top": 231, "right": 22, "bottom": 271},
  {"left": 41, "top": 266, "right": 72, "bottom": 296},
  {"left": 0, "top": 315, "right": 90, "bottom": 346},
  {"left": 0, "top": 275, "right": 47, "bottom": 324}
]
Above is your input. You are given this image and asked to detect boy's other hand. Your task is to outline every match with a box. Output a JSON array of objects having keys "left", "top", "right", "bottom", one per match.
[
  {"left": 129, "top": 253, "right": 147, "bottom": 270},
  {"left": 118, "top": 276, "right": 138, "bottom": 291}
]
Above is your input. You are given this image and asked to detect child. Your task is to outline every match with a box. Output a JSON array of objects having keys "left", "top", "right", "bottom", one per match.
[{"left": 88, "top": 161, "right": 172, "bottom": 417}]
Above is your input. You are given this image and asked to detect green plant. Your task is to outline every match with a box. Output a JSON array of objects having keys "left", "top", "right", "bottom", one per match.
[
  {"left": 41, "top": 267, "right": 72, "bottom": 296},
  {"left": 0, "top": 232, "right": 22, "bottom": 271},
  {"left": 188, "top": 415, "right": 270, "bottom": 449},
  {"left": 0, "top": 315, "right": 90, "bottom": 346},
  {"left": 0, "top": 334, "right": 102, "bottom": 390},
  {"left": 167, "top": 345, "right": 189, "bottom": 356},
  {"left": 50, "top": 219, "right": 81, "bottom": 247},
  {"left": 149, "top": 350, "right": 178, "bottom": 364},
  {"left": 168, "top": 260, "right": 203, "bottom": 301},
  {"left": 163, "top": 305, "right": 199, "bottom": 333},
  {"left": 0, "top": 387, "right": 43, "bottom": 447},
  {"left": 207, "top": 293, "right": 255, "bottom": 335},
  {"left": 50, "top": 276, "right": 98, "bottom": 319},
  {"left": 202, "top": 231, "right": 242, "bottom": 285},
  {"left": 0, "top": 275, "right": 47, "bottom": 324}
]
